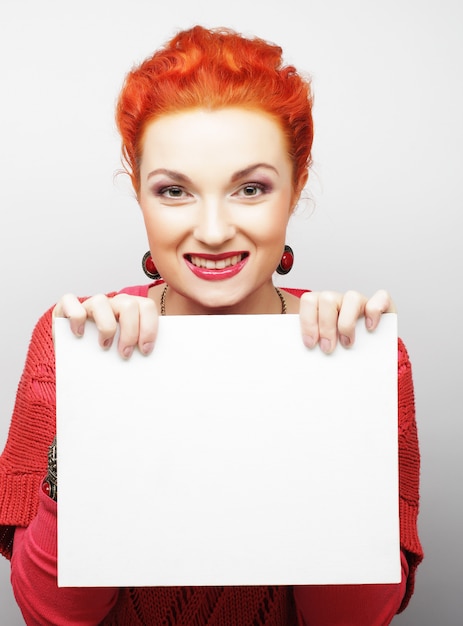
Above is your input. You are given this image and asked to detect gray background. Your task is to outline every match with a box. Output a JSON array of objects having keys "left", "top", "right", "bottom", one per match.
[{"left": 1, "top": 0, "right": 461, "bottom": 623}]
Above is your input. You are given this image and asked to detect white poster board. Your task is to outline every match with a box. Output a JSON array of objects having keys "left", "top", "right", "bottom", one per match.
[{"left": 55, "top": 314, "right": 399, "bottom": 587}]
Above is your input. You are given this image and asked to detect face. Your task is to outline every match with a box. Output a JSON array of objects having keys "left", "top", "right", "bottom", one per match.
[{"left": 138, "top": 107, "right": 299, "bottom": 314}]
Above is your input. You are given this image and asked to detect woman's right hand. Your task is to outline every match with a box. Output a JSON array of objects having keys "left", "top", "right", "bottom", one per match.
[{"left": 52, "top": 293, "right": 159, "bottom": 358}]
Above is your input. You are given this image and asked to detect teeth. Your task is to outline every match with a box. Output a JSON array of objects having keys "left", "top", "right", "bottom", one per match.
[{"left": 190, "top": 254, "right": 242, "bottom": 269}]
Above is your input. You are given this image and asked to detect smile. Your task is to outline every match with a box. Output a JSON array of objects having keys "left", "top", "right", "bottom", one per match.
[
  {"left": 184, "top": 252, "right": 249, "bottom": 281},
  {"left": 188, "top": 253, "right": 247, "bottom": 269}
]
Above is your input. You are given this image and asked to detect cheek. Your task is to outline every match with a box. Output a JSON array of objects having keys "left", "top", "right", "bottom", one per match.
[
  {"left": 249, "top": 199, "right": 292, "bottom": 245},
  {"left": 140, "top": 203, "right": 182, "bottom": 248}
]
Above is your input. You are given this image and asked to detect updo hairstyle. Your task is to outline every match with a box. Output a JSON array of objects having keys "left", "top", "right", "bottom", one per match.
[{"left": 116, "top": 25, "right": 314, "bottom": 195}]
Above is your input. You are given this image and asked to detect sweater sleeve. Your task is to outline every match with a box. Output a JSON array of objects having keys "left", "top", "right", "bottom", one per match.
[
  {"left": 11, "top": 488, "right": 118, "bottom": 626},
  {"left": 396, "top": 338, "right": 423, "bottom": 610},
  {"left": 0, "top": 306, "right": 57, "bottom": 560}
]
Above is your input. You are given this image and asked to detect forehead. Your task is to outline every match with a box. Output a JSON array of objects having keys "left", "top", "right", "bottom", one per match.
[{"left": 139, "top": 107, "right": 291, "bottom": 174}]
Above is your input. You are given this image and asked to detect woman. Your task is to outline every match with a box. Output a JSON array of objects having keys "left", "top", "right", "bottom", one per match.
[{"left": 0, "top": 26, "right": 422, "bottom": 625}]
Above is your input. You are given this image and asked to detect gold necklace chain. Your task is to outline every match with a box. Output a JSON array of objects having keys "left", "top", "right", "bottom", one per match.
[
  {"left": 275, "top": 287, "right": 287, "bottom": 314},
  {"left": 160, "top": 284, "right": 286, "bottom": 316},
  {"left": 160, "top": 284, "right": 168, "bottom": 316}
]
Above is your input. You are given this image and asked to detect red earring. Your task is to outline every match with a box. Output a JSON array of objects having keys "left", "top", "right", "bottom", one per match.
[
  {"left": 142, "top": 251, "right": 161, "bottom": 280},
  {"left": 276, "top": 244, "right": 294, "bottom": 275}
]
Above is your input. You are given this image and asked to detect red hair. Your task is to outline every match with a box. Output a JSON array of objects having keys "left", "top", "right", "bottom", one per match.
[{"left": 116, "top": 26, "right": 313, "bottom": 195}]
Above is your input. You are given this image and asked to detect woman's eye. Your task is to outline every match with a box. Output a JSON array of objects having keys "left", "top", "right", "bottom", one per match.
[
  {"left": 160, "top": 186, "right": 185, "bottom": 198},
  {"left": 237, "top": 183, "right": 267, "bottom": 197}
]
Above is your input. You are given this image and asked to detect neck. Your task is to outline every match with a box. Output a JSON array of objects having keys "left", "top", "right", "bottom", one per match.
[{"left": 160, "top": 282, "right": 285, "bottom": 316}]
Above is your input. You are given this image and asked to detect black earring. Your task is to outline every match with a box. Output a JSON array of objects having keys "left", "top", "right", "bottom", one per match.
[
  {"left": 142, "top": 251, "right": 161, "bottom": 280},
  {"left": 276, "top": 244, "right": 294, "bottom": 275}
]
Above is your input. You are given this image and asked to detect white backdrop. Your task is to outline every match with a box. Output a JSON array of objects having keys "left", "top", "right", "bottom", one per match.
[{"left": 1, "top": 1, "right": 461, "bottom": 623}]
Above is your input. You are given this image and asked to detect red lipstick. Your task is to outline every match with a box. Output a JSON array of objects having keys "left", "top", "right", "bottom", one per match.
[{"left": 184, "top": 252, "right": 249, "bottom": 281}]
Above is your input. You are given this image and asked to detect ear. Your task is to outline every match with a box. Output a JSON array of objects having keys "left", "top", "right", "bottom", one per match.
[{"left": 290, "top": 170, "right": 309, "bottom": 212}]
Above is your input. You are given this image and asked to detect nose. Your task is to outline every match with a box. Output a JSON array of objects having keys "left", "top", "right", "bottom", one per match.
[{"left": 193, "top": 197, "right": 236, "bottom": 246}]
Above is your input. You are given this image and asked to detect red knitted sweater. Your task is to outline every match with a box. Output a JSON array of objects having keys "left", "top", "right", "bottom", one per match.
[{"left": 0, "top": 287, "right": 423, "bottom": 625}]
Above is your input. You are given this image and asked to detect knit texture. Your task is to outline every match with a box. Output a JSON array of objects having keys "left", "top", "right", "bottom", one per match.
[
  {"left": 0, "top": 287, "right": 423, "bottom": 623},
  {"left": 102, "top": 586, "right": 296, "bottom": 625}
]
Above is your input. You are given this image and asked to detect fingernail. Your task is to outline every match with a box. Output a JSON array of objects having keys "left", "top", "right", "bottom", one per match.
[
  {"left": 103, "top": 338, "right": 113, "bottom": 349},
  {"left": 77, "top": 325, "right": 85, "bottom": 337},
  {"left": 320, "top": 338, "right": 331, "bottom": 353},
  {"left": 142, "top": 342, "right": 154, "bottom": 355},
  {"left": 340, "top": 334, "right": 351, "bottom": 347},
  {"left": 123, "top": 346, "right": 133, "bottom": 359},
  {"left": 366, "top": 317, "right": 373, "bottom": 330},
  {"left": 303, "top": 335, "right": 315, "bottom": 349}
]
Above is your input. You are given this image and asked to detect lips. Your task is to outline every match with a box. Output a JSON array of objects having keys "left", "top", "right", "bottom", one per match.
[{"left": 184, "top": 252, "right": 249, "bottom": 281}]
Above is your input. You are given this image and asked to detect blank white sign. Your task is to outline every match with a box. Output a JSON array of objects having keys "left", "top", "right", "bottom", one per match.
[{"left": 55, "top": 313, "right": 399, "bottom": 587}]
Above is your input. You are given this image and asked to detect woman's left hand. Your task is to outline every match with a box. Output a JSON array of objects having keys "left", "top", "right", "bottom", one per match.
[{"left": 299, "top": 289, "right": 396, "bottom": 354}]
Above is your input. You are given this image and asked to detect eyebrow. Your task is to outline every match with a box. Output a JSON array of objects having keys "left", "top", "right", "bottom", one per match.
[
  {"left": 230, "top": 163, "right": 279, "bottom": 181},
  {"left": 146, "top": 163, "right": 279, "bottom": 183},
  {"left": 146, "top": 169, "right": 192, "bottom": 183}
]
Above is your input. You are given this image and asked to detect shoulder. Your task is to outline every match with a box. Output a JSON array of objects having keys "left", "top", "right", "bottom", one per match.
[
  {"left": 118, "top": 282, "right": 162, "bottom": 297},
  {"left": 24, "top": 305, "right": 55, "bottom": 369},
  {"left": 280, "top": 287, "right": 310, "bottom": 299}
]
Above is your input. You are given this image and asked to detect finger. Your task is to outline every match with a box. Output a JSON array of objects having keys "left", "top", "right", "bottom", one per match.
[
  {"left": 136, "top": 297, "right": 159, "bottom": 355},
  {"left": 299, "top": 292, "right": 321, "bottom": 348},
  {"left": 52, "top": 294, "right": 88, "bottom": 337},
  {"left": 95, "top": 294, "right": 140, "bottom": 358},
  {"left": 337, "top": 290, "right": 369, "bottom": 348},
  {"left": 111, "top": 295, "right": 143, "bottom": 358},
  {"left": 110, "top": 295, "right": 159, "bottom": 358},
  {"left": 82, "top": 294, "right": 119, "bottom": 349},
  {"left": 364, "top": 290, "right": 397, "bottom": 331},
  {"left": 317, "top": 291, "right": 344, "bottom": 353}
]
